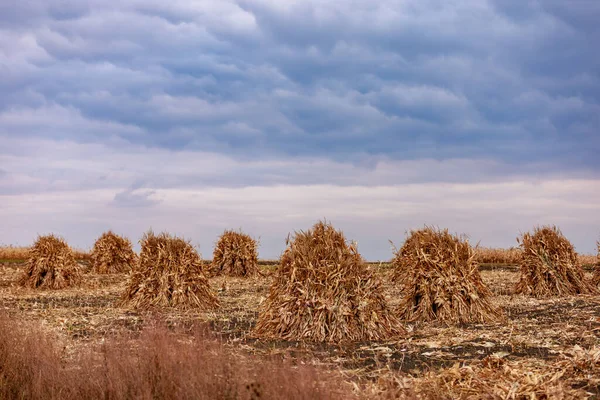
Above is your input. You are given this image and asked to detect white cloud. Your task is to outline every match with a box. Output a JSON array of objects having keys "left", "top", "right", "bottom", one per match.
[
  {"left": 1, "top": 136, "right": 599, "bottom": 257},
  {"left": 1, "top": 177, "right": 599, "bottom": 258},
  {"left": 3, "top": 136, "right": 595, "bottom": 196}
]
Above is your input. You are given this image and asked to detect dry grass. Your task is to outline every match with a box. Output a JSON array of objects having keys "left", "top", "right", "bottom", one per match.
[
  {"left": 19, "top": 235, "right": 82, "bottom": 289},
  {"left": 0, "top": 245, "right": 90, "bottom": 262},
  {"left": 254, "top": 220, "right": 404, "bottom": 343},
  {"left": 0, "top": 314, "right": 348, "bottom": 400},
  {"left": 122, "top": 231, "right": 219, "bottom": 310},
  {"left": 579, "top": 254, "right": 598, "bottom": 267},
  {"left": 474, "top": 246, "right": 596, "bottom": 268},
  {"left": 392, "top": 227, "right": 503, "bottom": 324},
  {"left": 211, "top": 230, "right": 259, "bottom": 277},
  {"left": 91, "top": 231, "right": 137, "bottom": 274},
  {"left": 0, "top": 245, "right": 30, "bottom": 260},
  {"left": 73, "top": 249, "right": 92, "bottom": 262},
  {"left": 515, "top": 226, "right": 596, "bottom": 297},
  {"left": 474, "top": 246, "right": 522, "bottom": 265}
]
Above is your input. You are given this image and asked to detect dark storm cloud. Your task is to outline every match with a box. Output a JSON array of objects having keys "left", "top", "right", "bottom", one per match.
[{"left": 0, "top": 0, "right": 598, "bottom": 178}]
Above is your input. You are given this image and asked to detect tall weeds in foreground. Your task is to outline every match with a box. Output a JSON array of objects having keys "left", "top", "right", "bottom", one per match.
[
  {"left": 0, "top": 315, "right": 348, "bottom": 400},
  {"left": 515, "top": 226, "right": 595, "bottom": 297}
]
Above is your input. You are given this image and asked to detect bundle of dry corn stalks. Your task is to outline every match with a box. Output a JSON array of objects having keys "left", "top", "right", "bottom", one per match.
[
  {"left": 91, "top": 231, "right": 137, "bottom": 274},
  {"left": 253, "top": 221, "right": 403, "bottom": 342},
  {"left": 392, "top": 227, "right": 503, "bottom": 324},
  {"left": 211, "top": 230, "right": 259, "bottom": 277},
  {"left": 19, "top": 235, "right": 82, "bottom": 289},
  {"left": 515, "top": 226, "right": 595, "bottom": 297},
  {"left": 122, "top": 231, "right": 218, "bottom": 309}
]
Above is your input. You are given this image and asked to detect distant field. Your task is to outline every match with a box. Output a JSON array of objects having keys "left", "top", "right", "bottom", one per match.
[
  {"left": 1, "top": 259, "right": 599, "bottom": 398},
  {"left": 0, "top": 245, "right": 91, "bottom": 262},
  {"left": 1, "top": 245, "right": 597, "bottom": 266}
]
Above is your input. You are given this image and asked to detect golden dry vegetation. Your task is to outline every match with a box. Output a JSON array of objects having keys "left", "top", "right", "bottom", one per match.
[
  {"left": 515, "top": 226, "right": 595, "bottom": 297},
  {"left": 0, "top": 245, "right": 91, "bottom": 262},
  {"left": 473, "top": 246, "right": 522, "bottom": 265},
  {"left": 122, "top": 231, "right": 219, "bottom": 310},
  {"left": 474, "top": 246, "right": 598, "bottom": 267},
  {"left": 1, "top": 227, "right": 600, "bottom": 399},
  {"left": 392, "top": 227, "right": 503, "bottom": 324},
  {"left": 1, "top": 256, "right": 600, "bottom": 398},
  {"left": 90, "top": 231, "right": 137, "bottom": 274},
  {"left": 0, "top": 245, "right": 29, "bottom": 260},
  {"left": 2, "top": 245, "right": 595, "bottom": 266},
  {"left": 254, "top": 221, "right": 403, "bottom": 342},
  {"left": 211, "top": 230, "right": 260, "bottom": 277},
  {"left": 19, "top": 235, "right": 82, "bottom": 289}
]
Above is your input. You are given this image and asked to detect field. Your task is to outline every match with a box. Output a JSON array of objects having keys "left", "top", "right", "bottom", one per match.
[{"left": 1, "top": 252, "right": 599, "bottom": 399}]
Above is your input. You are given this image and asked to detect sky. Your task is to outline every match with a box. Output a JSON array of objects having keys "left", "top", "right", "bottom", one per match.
[{"left": 1, "top": 0, "right": 599, "bottom": 259}]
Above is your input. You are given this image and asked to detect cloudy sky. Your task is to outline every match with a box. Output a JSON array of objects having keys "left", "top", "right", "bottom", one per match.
[{"left": 1, "top": 0, "right": 599, "bottom": 258}]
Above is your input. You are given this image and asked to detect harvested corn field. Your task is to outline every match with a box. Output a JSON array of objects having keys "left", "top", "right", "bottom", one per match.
[
  {"left": 1, "top": 255, "right": 599, "bottom": 399},
  {"left": 3, "top": 1, "right": 600, "bottom": 397}
]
